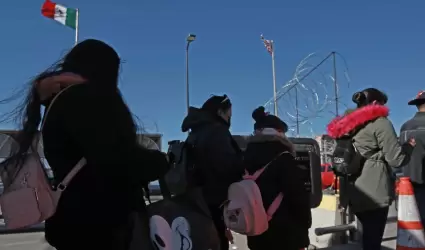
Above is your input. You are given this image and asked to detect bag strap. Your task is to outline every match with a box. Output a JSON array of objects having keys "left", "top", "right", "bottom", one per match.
[
  {"left": 266, "top": 193, "right": 284, "bottom": 221},
  {"left": 39, "top": 84, "right": 87, "bottom": 191},
  {"left": 56, "top": 158, "right": 87, "bottom": 191},
  {"left": 244, "top": 151, "right": 291, "bottom": 220},
  {"left": 244, "top": 151, "right": 290, "bottom": 181},
  {"left": 158, "top": 177, "right": 172, "bottom": 199},
  {"left": 264, "top": 151, "right": 291, "bottom": 219},
  {"left": 40, "top": 84, "right": 80, "bottom": 130}
]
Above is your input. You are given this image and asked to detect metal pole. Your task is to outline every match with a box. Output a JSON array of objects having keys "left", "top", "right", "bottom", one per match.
[
  {"left": 295, "top": 87, "right": 300, "bottom": 137},
  {"left": 185, "top": 42, "right": 190, "bottom": 115},
  {"left": 271, "top": 41, "right": 278, "bottom": 117},
  {"left": 75, "top": 8, "right": 79, "bottom": 46},
  {"left": 332, "top": 52, "right": 339, "bottom": 117},
  {"left": 333, "top": 51, "right": 348, "bottom": 245}
]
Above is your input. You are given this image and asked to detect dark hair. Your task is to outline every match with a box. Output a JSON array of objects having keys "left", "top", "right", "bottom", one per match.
[
  {"left": 352, "top": 88, "right": 388, "bottom": 108},
  {"left": 0, "top": 39, "right": 137, "bottom": 178},
  {"left": 0, "top": 64, "right": 62, "bottom": 173},
  {"left": 62, "top": 39, "right": 120, "bottom": 89},
  {"left": 201, "top": 94, "right": 232, "bottom": 114}
]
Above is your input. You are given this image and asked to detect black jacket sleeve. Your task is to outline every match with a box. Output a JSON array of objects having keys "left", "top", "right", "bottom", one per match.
[
  {"left": 202, "top": 126, "right": 244, "bottom": 183},
  {"left": 278, "top": 153, "right": 312, "bottom": 228},
  {"left": 56, "top": 84, "right": 169, "bottom": 185}
]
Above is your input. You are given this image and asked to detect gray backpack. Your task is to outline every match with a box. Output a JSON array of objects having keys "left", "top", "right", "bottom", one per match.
[{"left": 164, "top": 134, "right": 198, "bottom": 196}]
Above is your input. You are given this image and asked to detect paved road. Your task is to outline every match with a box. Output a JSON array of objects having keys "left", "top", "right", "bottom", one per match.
[
  {"left": 0, "top": 231, "right": 249, "bottom": 250},
  {"left": 0, "top": 202, "right": 397, "bottom": 250},
  {"left": 0, "top": 195, "right": 250, "bottom": 250},
  {"left": 0, "top": 233, "right": 46, "bottom": 250},
  {"left": 310, "top": 203, "right": 397, "bottom": 250},
  {"left": 382, "top": 204, "right": 397, "bottom": 249}
]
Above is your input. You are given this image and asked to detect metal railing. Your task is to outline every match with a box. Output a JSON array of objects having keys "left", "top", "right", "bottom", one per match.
[
  {"left": 314, "top": 175, "right": 360, "bottom": 245},
  {"left": 314, "top": 204, "right": 359, "bottom": 245}
]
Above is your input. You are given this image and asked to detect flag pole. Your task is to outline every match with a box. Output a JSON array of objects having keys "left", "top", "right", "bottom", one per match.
[
  {"left": 271, "top": 40, "right": 278, "bottom": 117},
  {"left": 74, "top": 8, "right": 79, "bottom": 46}
]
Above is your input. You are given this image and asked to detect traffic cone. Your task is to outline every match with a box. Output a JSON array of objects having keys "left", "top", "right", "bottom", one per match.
[{"left": 397, "top": 177, "right": 425, "bottom": 250}]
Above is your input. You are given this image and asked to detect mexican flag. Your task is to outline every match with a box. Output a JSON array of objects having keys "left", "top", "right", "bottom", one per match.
[{"left": 41, "top": 0, "right": 77, "bottom": 29}]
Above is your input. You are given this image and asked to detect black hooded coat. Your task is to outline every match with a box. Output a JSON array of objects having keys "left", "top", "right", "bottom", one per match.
[
  {"left": 181, "top": 107, "right": 243, "bottom": 206},
  {"left": 244, "top": 134, "right": 311, "bottom": 250}
]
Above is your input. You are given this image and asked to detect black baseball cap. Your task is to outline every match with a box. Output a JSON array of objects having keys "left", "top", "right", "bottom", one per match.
[{"left": 408, "top": 91, "right": 425, "bottom": 106}]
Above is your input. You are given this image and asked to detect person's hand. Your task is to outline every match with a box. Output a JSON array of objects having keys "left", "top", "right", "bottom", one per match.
[{"left": 409, "top": 138, "right": 416, "bottom": 147}]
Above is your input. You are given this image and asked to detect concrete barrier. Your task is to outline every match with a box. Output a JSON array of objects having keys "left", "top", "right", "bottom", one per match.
[{"left": 309, "top": 194, "right": 339, "bottom": 248}]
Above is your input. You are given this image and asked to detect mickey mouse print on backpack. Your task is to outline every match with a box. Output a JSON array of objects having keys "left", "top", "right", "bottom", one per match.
[
  {"left": 149, "top": 215, "right": 193, "bottom": 250},
  {"left": 146, "top": 180, "right": 220, "bottom": 250}
]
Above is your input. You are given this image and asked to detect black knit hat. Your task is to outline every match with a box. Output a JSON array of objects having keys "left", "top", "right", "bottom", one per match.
[
  {"left": 201, "top": 94, "right": 232, "bottom": 114},
  {"left": 252, "top": 106, "right": 288, "bottom": 132}
]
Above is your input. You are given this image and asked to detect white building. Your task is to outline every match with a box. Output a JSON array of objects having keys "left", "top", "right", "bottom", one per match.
[{"left": 315, "top": 134, "right": 335, "bottom": 164}]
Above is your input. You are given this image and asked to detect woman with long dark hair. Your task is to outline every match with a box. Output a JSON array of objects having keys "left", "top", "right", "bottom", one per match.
[
  {"left": 327, "top": 88, "right": 415, "bottom": 250},
  {"left": 1, "top": 39, "right": 169, "bottom": 249}
]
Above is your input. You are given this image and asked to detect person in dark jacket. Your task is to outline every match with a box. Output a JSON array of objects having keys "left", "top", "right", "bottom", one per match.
[
  {"left": 2, "top": 39, "right": 169, "bottom": 250},
  {"left": 400, "top": 90, "right": 425, "bottom": 226},
  {"left": 327, "top": 88, "right": 415, "bottom": 250},
  {"left": 181, "top": 95, "right": 243, "bottom": 250},
  {"left": 244, "top": 106, "right": 311, "bottom": 250}
]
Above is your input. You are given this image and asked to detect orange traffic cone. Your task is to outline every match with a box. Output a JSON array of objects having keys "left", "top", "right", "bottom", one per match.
[{"left": 397, "top": 177, "right": 425, "bottom": 250}]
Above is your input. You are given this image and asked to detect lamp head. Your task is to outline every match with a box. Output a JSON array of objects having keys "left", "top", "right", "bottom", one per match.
[{"left": 186, "top": 34, "right": 196, "bottom": 43}]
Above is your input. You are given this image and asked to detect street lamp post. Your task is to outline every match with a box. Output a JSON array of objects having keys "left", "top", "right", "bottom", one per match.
[{"left": 185, "top": 34, "right": 196, "bottom": 115}]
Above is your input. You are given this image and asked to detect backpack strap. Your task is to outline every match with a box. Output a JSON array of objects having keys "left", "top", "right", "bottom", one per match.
[
  {"left": 244, "top": 151, "right": 290, "bottom": 181},
  {"left": 243, "top": 151, "right": 291, "bottom": 221},
  {"left": 40, "top": 84, "right": 80, "bottom": 130},
  {"left": 39, "top": 84, "right": 87, "bottom": 191},
  {"left": 142, "top": 184, "right": 152, "bottom": 204},
  {"left": 180, "top": 130, "right": 206, "bottom": 187},
  {"left": 159, "top": 177, "right": 172, "bottom": 199},
  {"left": 177, "top": 133, "right": 197, "bottom": 166},
  {"left": 56, "top": 158, "right": 87, "bottom": 191},
  {"left": 266, "top": 193, "right": 284, "bottom": 221}
]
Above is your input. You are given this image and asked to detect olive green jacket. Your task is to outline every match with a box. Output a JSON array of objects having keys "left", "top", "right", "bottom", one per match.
[{"left": 327, "top": 105, "right": 412, "bottom": 212}]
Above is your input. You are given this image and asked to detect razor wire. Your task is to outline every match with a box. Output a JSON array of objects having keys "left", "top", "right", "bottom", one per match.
[{"left": 264, "top": 52, "right": 351, "bottom": 136}]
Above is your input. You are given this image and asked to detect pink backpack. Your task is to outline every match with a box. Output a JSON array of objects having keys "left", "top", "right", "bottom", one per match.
[
  {"left": 223, "top": 151, "right": 289, "bottom": 236},
  {"left": 0, "top": 86, "right": 86, "bottom": 230}
]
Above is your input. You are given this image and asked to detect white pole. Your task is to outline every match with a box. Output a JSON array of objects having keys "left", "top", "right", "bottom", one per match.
[
  {"left": 271, "top": 40, "right": 278, "bottom": 117},
  {"left": 75, "top": 8, "right": 79, "bottom": 46},
  {"left": 295, "top": 87, "right": 300, "bottom": 137}
]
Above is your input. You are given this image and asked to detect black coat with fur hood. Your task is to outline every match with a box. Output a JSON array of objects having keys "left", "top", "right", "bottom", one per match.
[{"left": 244, "top": 134, "right": 311, "bottom": 249}]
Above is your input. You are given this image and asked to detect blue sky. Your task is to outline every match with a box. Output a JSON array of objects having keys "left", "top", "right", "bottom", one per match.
[{"left": 0, "top": 1, "right": 424, "bottom": 148}]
